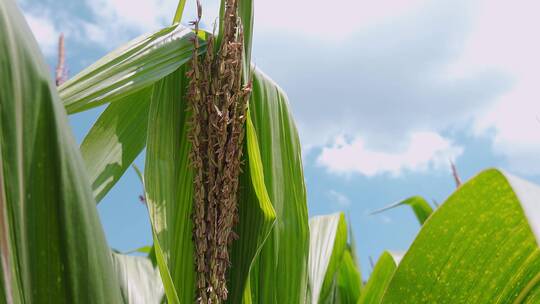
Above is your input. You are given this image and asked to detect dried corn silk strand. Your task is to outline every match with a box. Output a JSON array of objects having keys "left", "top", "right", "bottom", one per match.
[{"left": 187, "top": 0, "right": 251, "bottom": 302}]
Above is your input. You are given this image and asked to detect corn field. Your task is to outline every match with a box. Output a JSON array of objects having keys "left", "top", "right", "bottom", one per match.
[{"left": 2, "top": 0, "right": 540, "bottom": 303}]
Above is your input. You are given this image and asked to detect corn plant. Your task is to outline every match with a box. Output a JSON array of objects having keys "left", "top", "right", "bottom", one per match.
[{"left": 2, "top": 0, "right": 540, "bottom": 303}]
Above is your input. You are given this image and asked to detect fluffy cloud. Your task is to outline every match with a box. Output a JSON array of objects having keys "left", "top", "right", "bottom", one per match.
[
  {"left": 317, "top": 132, "right": 462, "bottom": 177},
  {"left": 87, "top": 0, "right": 175, "bottom": 32},
  {"left": 327, "top": 190, "right": 351, "bottom": 207},
  {"left": 20, "top": 0, "right": 540, "bottom": 176},
  {"left": 84, "top": 0, "right": 219, "bottom": 46},
  {"left": 252, "top": 0, "right": 506, "bottom": 176},
  {"left": 255, "top": 0, "right": 428, "bottom": 40},
  {"left": 20, "top": 0, "right": 220, "bottom": 53},
  {"left": 449, "top": 0, "right": 540, "bottom": 175},
  {"left": 23, "top": 11, "right": 59, "bottom": 56}
]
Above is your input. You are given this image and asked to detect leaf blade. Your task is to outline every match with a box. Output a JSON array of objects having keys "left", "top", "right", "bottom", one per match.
[
  {"left": 247, "top": 69, "right": 310, "bottom": 303},
  {"left": 59, "top": 24, "right": 197, "bottom": 114},
  {"left": 381, "top": 169, "right": 540, "bottom": 303},
  {"left": 308, "top": 213, "right": 348, "bottom": 304},
  {"left": 372, "top": 196, "right": 433, "bottom": 225},
  {"left": 80, "top": 87, "right": 151, "bottom": 203},
  {"left": 358, "top": 252, "right": 397, "bottom": 304},
  {"left": 0, "top": 0, "right": 123, "bottom": 301}
]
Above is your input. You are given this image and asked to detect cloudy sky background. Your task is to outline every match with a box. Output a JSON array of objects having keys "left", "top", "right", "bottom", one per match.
[{"left": 18, "top": 0, "right": 540, "bottom": 274}]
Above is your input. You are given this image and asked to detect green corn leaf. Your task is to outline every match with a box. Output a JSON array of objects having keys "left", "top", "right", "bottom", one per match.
[
  {"left": 171, "top": 0, "right": 187, "bottom": 24},
  {"left": 122, "top": 245, "right": 157, "bottom": 267},
  {"left": 112, "top": 252, "right": 164, "bottom": 304},
  {"left": 59, "top": 24, "right": 198, "bottom": 114},
  {"left": 144, "top": 67, "right": 194, "bottom": 303},
  {"left": 381, "top": 169, "right": 540, "bottom": 303},
  {"left": 335, "top": 249, "right": 362, "bottom": 304},
  {"left": 348, "top": 214, "right": 362, "bottom": 278},
  {"left": 358, "top": 252, "right": 397, "bottom": 304},
  {"left": 0, "top": 0, "right": 123, "bottom": 302},
  {"left": 308, "top": 213, "right": 348, "bottom": 304},
  {"left": 227, "top": 112, "right": 277, "bottom": 303},
  {"left": 372, "top": 196, "right": 433, "bottom": 225},
  {"left": 247, "top": 69, "right": 310, "bottom": 303},
  {"left": 80, "top": 87, "right": 151, "bottom": 203},
  {"left": 132, "top": 164, "right": 181, "bottom": 304}
]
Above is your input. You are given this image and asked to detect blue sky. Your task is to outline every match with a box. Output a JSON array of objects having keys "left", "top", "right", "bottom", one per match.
[{"left": 18, "top": 0, "right": 540, "bottom": 276}]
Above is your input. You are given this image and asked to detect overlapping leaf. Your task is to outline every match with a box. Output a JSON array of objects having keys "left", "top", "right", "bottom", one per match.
[
  {"left": 80, "top": 88, "right": 151, "bottom": 203},
  {"left": 143, "top": 64, "right": 278, "bottom": 303},
  {"left": 308, "top": 213, "right": 348, "bottom": 304},
  {"left": 0, "top": 0, "right": 122, "bottom": 302},
  {"left": 112, "top": 253, "right": 164, "bottom": 304},
  {"left": 247, "top": 69, "right": 310, "bottom": 303},
  {"left": 358, "top": 252, "right": 397, "bottom": 304},
  {"left": 381, "top": 169, "right": 540, "bottom": 303},
  {"left": 372, "top": 196, "right": 433, "bottom": 225},
  {"left": 144, "top": 67, "right": 195, "bottom": 303},
  {"left": 335, "top": 248, "right": 362, "bottom": 304},
  {"left": 59, "top": 23, "right": 197, "bottom": 114},
  {"left": 227, "top": 114, "right": 277, "bottom": 303}
]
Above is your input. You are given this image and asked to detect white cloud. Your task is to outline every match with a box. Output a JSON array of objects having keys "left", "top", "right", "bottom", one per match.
[
  {"left": 327, "top": 190, "right": 351, "bottom": 207},
  {"left": 447, "top": 0, "right": 540, "bottom": 175},
  {"left": 23, "top": 11, "right": 59, "bottom": 56},
  {"left": 251, "top": 0, "right": 499, "bottom": 178},
  {"left": 87, "top": 0, "right": 174, "bottom": 34},
  {"left": 317, "top": 132, "right": 463, "bottom": 176},
  {"left": 84, "top": 0, "right": 220, "bottom": 46},
  {"left": 255, "top": 0, "right": 428, "bottom": 41},
  {"left": 252, "top": 0, "right": 540, "bottom": 176},
  {"left": 20, "top": 0, "right": 540, "bottom": 176}
]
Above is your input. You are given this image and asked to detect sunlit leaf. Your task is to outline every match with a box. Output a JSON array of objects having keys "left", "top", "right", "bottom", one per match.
[
  {"left": 308, "top": 213, "right": 347, "bottom": 304},
  {"left": 0, "top": 0, "right": 122, "bottom": 301},
  {"left": 59, "top": 24, "right": 198, "bottom": 114},
  {"left": 358, "top": 252, "right": 397, "bottom": 304},
  {"left": 112, "top": 253, "right": 164, "bottom": 304},
  {"left": 381, "top": 169, "right": 540, "bottom": 303},
  {"left": 335, "top": 249, "right": 362, "bottom": 304},
  {"left": 247, "top": 69, "right": 310, "bottom": 303},
  {"left": 372, "top": 196, "right": 433, "bottom": 225},
  {"left": 80, "top": 88, "right": 151, "bottom": 203}
]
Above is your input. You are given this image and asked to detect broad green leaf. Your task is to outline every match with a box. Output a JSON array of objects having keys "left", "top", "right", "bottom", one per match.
[
  {"left": 0, "top": 0, "right": 122, "bottom": 302},
  {"left": 144, "top": 67, "right": 194, "bottom": 304},
  {"left": 381, "top": 169, "right": 540, "bottom": 303},
  {"left": 247, "top": 69, "right": 310, "bottom": 303},
  {"left": 112, "top": 253, "right": 164, "bottom": 304},
  {"left": 80, "top": 87, "right": 151, "bottom": 203},
  {"left": 308, "top": 213, "right": 348, "bottom": 304},
  {"left": 335, "top": 249, "right": 362, "bottom": 304},
  {"left": 358, "top": 252, "right": 397, "bottom": 304},
  {"left": 59, "top": 24, "right": 197, "bottom": 114},
  {"left": 227, "top": 113, "right": 277, "bottom": 303},
  {"left": 372, "top": 196, "right": 433, "bottom": 225},
  {"left": 132, "top": 164, "right": 181, "bottom": 304}
]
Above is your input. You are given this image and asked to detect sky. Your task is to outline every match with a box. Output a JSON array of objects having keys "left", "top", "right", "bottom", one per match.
[{"left": 17, "top": 0, "right": 540, "bottom": 276}]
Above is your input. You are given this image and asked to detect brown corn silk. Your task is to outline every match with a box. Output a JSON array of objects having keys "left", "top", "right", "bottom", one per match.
[{"left": 187, "top": 0, "right": 251, "bottom": 302}]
